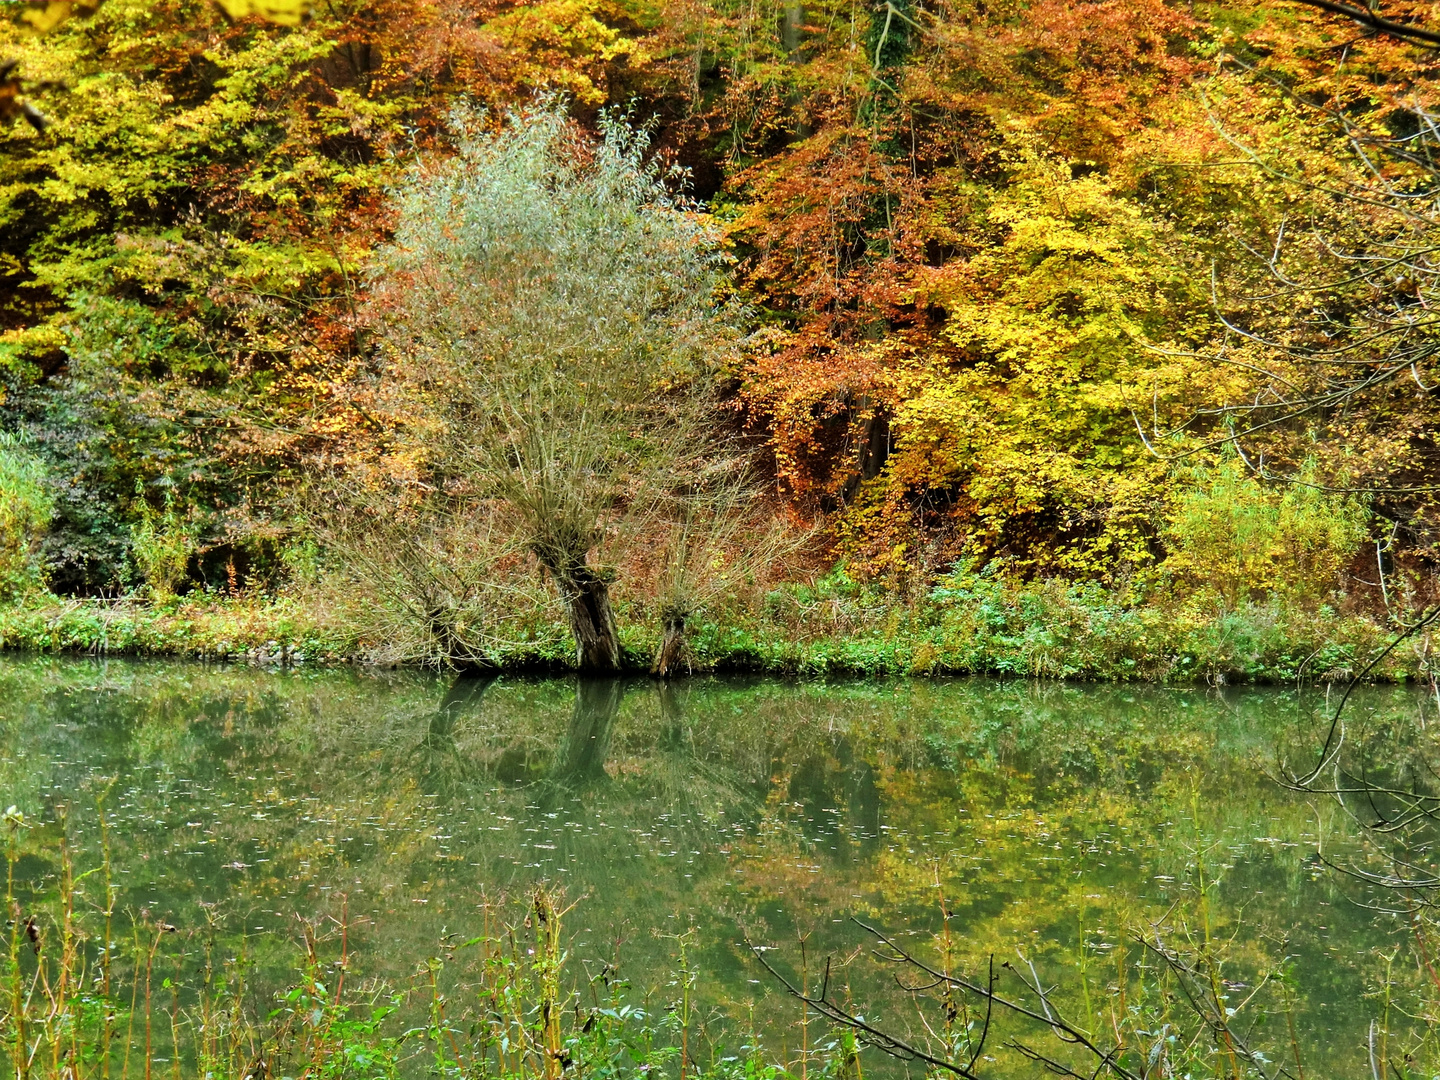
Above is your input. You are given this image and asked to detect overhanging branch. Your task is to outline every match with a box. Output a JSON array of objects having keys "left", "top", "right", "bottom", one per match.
[{"left": 1284, "top": 0, "right": 1440, "bottom": 47}]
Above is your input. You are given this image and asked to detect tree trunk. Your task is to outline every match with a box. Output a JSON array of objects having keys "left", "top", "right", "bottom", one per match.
[
  {"left": 547, "top": 560, "right": 621, "bottom": 672},
  {"left": 426, "top": 606, "right": 491, "bottom": 673},
  {"left": 652, "top": 615, "right": 688, "bottom": 679}
]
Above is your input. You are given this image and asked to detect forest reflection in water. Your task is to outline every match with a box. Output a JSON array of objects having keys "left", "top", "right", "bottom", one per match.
[{"left": 1, "top": 656, "right": 1433, "bottom": 1076}]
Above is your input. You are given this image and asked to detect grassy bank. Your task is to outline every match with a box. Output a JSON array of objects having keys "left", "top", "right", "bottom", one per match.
[{"left": 0, "top": 571, "right": 1416, "bottom": 682}]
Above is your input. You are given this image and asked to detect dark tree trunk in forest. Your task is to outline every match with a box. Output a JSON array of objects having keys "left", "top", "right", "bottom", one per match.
[
  {"left": 652, "top": 615, "right": 688, "bottom": 679},
  {"left": 542, "top": 556, "right": 621, "bottom": 672}
]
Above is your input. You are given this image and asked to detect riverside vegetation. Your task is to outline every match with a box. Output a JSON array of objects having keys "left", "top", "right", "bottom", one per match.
[{"left": 3, "top": 0, "right": 1440, "bottom": 678}]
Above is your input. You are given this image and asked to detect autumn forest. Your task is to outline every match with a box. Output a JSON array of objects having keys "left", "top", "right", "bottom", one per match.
[{"left": 3, "top": 0, "right": 1440, "bottom": 677}]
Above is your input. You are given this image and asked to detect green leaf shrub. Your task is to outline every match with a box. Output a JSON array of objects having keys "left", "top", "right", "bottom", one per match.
[
  {"left": 0, "top": 436, "right": 53, "bottom": 600},
  {"left": 1165, "top": 456, "right": 1369, "bottom": 607}
]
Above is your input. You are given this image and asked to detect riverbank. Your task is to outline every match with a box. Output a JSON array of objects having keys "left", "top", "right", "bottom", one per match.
[{"left": 0, "top": 574, "right": 1416, "bottom": 682}]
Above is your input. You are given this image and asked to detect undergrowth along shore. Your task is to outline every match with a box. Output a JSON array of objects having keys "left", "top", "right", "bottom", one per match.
[{"left": 0, "top": 572, "right": 1413, "bottom": 682}]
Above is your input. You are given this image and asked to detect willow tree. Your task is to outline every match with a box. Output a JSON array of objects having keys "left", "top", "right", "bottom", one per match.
[{"left": 373, "top": 103, "right": 737, "bottom": 671}]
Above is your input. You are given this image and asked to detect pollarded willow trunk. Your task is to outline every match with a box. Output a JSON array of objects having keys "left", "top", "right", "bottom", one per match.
[
  {"left": 544, "top": 558, "right": 621, "bottom": 672},
  {"left": 425, "top": 605, "right": 489, "bottom": 673},
  {"left": 652, "top": 615, "right": 687, "bottom": 679}
]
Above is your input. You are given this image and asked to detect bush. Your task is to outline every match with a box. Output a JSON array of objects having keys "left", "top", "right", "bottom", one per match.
[
  {"left": 130, "top": 486, "right": 199, "bottom": 598},
  {"left": 1164, "top": 456, "right": 1368, "bottom": 606},
  {"left": 0, "top": 435, "right": 53, "bottom": 600},
  {"left": 322, "top": 499, "right": 568, "bottom": 669}
]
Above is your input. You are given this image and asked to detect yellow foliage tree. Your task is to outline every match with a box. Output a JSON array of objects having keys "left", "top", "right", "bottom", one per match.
[{"left": 844, "top": 146, "right": 1221, "bottom": 582}]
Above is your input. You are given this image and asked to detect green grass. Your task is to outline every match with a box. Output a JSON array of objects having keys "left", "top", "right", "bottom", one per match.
[
  {"left": 0, "top": 593, "right": 359, "bottom": 664},
  {"left": 684, "top": 571, "right": 1398, "bottom": 682},
  {"left": 0, "top": 571, "right": 1414, "bottom": 683}
]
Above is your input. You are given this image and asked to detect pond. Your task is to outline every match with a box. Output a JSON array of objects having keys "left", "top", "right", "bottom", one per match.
[{"left": 1, "top": 655, "right": 1432, "bottom": 1077}]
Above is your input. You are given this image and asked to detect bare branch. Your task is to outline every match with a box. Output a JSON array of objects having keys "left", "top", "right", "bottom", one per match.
[{"left": 1281, "top": 0, "right": 1440, "bottom": 47}]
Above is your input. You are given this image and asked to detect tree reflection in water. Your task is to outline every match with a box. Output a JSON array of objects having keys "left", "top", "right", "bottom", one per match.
[
  {"left": 550, "top": 678, "right": 624, "bottom": 788},
  {"left": 3, "top": 658, "right": 1430, "bottom": 1079},
  {"left": 408, "top": 672, "right": 498, "bottom": 783}
]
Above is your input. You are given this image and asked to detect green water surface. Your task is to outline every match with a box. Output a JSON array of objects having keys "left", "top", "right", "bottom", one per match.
[{"left": 0, "top": 656, "right": 1431, "bottom": 1076}]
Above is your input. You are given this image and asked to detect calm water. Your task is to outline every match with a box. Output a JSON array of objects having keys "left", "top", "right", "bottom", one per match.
[{"left": 2, "top": 656, "right": 1433, "bottom": 1075}]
